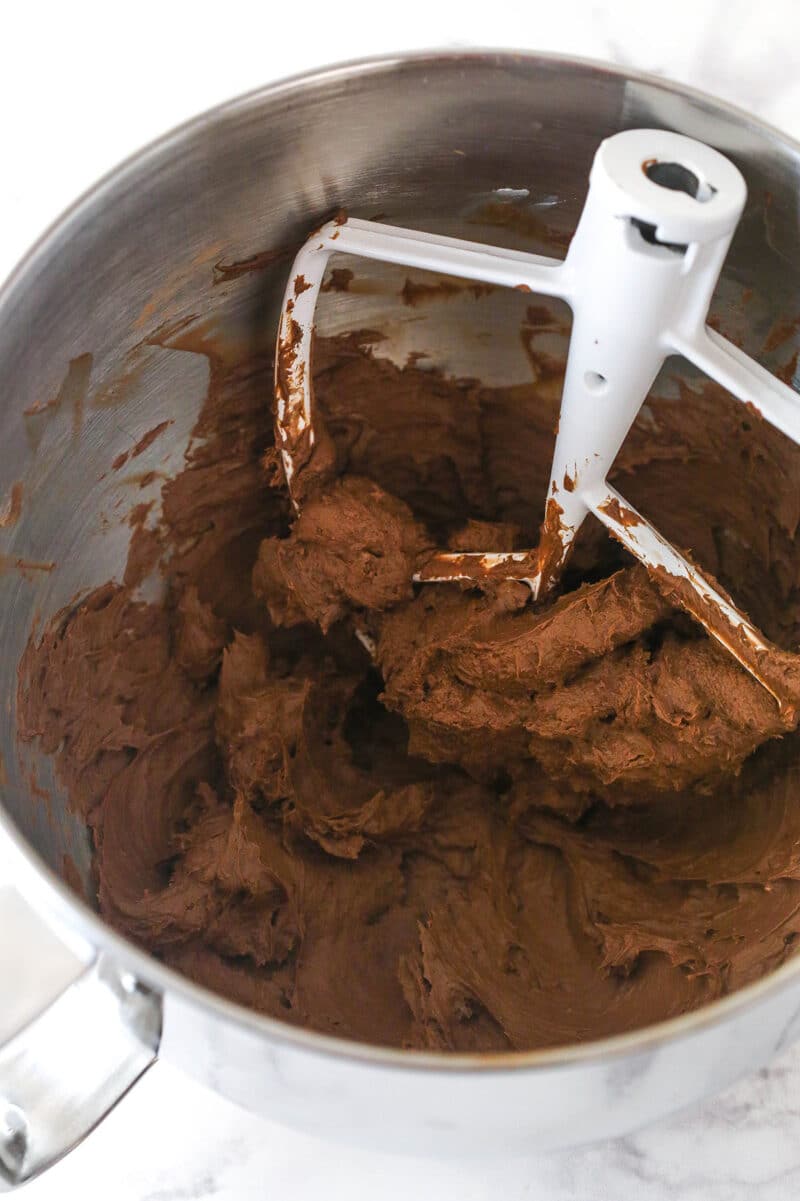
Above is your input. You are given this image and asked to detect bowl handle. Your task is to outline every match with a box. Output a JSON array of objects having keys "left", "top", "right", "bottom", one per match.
[{"left": 0, "top": 886, "right": 160, "bottom": 1188}]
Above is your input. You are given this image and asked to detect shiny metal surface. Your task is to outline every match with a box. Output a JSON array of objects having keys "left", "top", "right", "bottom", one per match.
[
  {"left": 1, "top": 51, "right": 800, "bottom": 1166},
  {"left": 0, "top": 890, "right": 159, "bottom": 1187}
]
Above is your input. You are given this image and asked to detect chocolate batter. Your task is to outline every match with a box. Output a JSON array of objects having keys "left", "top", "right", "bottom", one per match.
[{"left": 17, "top": 319, "right": 800, "bottom": 1051}]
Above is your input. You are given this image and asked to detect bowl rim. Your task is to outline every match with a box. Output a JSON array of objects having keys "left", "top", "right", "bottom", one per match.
[{"left": 3, "top": 44, "right": 800, "bottom": 1074}]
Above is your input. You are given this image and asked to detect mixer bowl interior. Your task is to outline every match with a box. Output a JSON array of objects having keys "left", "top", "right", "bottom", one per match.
[{"left": 2, "top": 48, "right": 799, "bottom": 972}]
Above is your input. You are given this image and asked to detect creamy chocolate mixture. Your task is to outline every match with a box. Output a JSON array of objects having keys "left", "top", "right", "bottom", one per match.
[{"left": 17, "top": 319, "right": 800, "bottom": 1051}]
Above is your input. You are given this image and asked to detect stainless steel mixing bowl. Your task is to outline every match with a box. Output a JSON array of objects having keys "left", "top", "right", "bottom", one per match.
[{"left": 2, "top": 49, "right": 800, "bottom": 1187}]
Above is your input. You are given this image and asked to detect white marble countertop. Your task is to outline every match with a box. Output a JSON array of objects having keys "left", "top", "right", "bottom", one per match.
[
  {"left": 4, "top": 2, "right": 800, "bottom": 1197},
  {"left": 13, "top": 1045, "right": 800, "bottom": 1201}
]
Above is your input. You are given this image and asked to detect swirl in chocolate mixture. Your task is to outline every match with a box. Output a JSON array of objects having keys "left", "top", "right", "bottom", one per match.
[{"left": 17, "top": 325, "right": 800, "bottom": 1051}]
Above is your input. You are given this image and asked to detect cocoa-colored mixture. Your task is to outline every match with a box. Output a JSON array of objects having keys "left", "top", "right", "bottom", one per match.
[{"left": 17, "top": 322, "right": 800, "bottom": 1051}]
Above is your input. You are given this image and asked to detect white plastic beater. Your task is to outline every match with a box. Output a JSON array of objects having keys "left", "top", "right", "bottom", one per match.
[{"left": 274, "top": 129, "right": 800, "bottom": 714}]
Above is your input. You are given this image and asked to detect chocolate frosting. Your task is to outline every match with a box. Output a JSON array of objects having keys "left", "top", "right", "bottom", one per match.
[{"left": 17, "top": 321, "right": 800, "bottom": 1052}]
